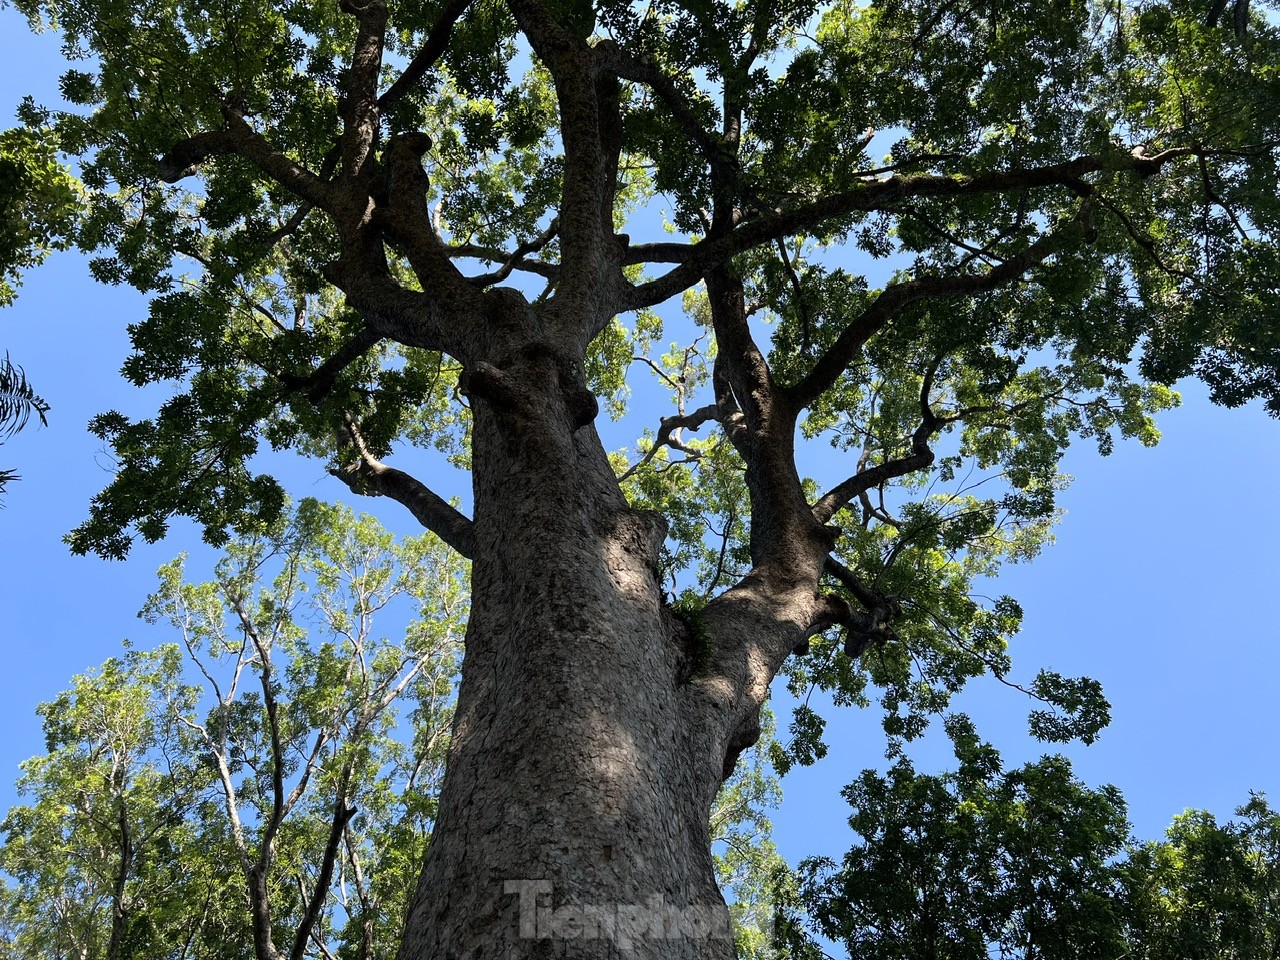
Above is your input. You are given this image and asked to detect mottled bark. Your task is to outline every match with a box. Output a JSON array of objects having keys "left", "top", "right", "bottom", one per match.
[{"left": 393, "top": 298, "right": 780, "bottom": 960}]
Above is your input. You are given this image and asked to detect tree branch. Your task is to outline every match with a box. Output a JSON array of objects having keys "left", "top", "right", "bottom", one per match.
[
  {"left": 821, "top": 556, "right": 901, "bottom": 659},
  {"left": 322, "top": 262, "right": 465, "bottom": 357},
  {"left": 378, "top": 0, "right": 474, "bottom": 110},
  {"left": 337, "top": 0, "right": 389, "bottom": 181},
  {"left": 462, "top": 219, "right": 560, "bottom": 287},
  {"left": 606, "top": 48, "right": 731, "bottom": 182},
  {"left": 221, "top": 108, "right": 336, "bottom": 210},
  {"left": 331, "top": 416, "right": 474, "bottom": 558},
  {"left": 156, "top": 130, "right": 236, "bottom": 181},
  {"left": 289, "top": 772, "right": 356, "bottom": 960},
  {"left": 279, "top": 328, "right": 382, "bottom": 404},
  {"left": 617, "top": 403, "right": 719, "bottom": 481},
  {"left": 623, "top": 148, "right": 1193, "bottom": 309},
  {"left": 374, "top": 132, "right": 482, "bottom": 321},
  {"left": 786, "top": 208, "right": 1089, "bottom": 412},
  {"left": 811, "top": 354, "right": 945, "bottom": 523}
]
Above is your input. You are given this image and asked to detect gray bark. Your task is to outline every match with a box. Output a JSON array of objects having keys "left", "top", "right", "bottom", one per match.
[{"left": 392, "top": 297, "right": 827, "bottom": 959}]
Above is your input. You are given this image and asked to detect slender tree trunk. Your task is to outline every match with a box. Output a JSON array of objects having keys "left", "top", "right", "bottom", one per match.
[
  {"left": 107, "top": 795, "right": 133, "bottom": 960},
  {"left": 396, "top": 318, "right": 749, "bottom": 959}
]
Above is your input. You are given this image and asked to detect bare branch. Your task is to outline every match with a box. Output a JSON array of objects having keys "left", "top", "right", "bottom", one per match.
[
  {"left": 462, "top": 219, "right": 560, "bottom": 287},
  {"left": 618, "top": 403, "right": 719, "bottom": 482}
]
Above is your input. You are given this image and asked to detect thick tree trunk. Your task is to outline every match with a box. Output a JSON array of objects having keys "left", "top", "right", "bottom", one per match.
[{"left": 396, "top": 324, "right": 747, "bottom": 959}]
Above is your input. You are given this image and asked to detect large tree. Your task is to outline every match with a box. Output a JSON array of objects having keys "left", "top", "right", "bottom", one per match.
[{"left": 6, "top": 0, "right": 1280, "bottom": 956}]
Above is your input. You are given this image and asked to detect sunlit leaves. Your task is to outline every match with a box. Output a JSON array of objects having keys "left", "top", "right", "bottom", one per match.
[
  {"left": 0, "top": 125, "right": 81, "bottom": 305},
  {"left": 5, "top": 499, "right": 467, "bottom": 960},
  {"left": 1122, "top": 796, "right": 1280, "bottom": 959}
]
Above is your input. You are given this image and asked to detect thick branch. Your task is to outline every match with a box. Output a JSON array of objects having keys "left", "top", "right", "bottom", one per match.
[
  {"left": 157, "top": 130, "right": 236, "bottom": 181},
  {"left": 822, "top": 555, "right": 881, "bottom": 611},
  {"left": 331, "top": 417, "right": 474, "bottom": 558},
  {"left": 502, "top": 0, "right": 621, "bottom": 315},
  {"left": 219, "top": 109, "right": 337, "bottom": 210},
  {"left": 505, "top": 0, "right": 585, "bottom": 67},
  {"left": 338, "top": 0, "right": 389, "bottom": 180},
  {"left": 375, "top": 132, "right": 481, "bottom": 320},
  {"left": 322, "top": 261, "right": 466, "bottom": 357},
  {"left": 822, "top": 557, "right": 901, "bottom": 658},
  {"left": 623, "top": 148, "right": 1193, "bottom": 308}
]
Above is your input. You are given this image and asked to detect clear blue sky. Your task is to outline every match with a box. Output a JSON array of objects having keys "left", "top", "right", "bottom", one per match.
[{"left": 1, "top": 12, "right": 1278, "bottom": 875}]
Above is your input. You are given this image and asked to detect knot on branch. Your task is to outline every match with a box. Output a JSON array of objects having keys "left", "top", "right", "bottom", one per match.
[
  {"left": 567, "top": 387, "right": 600, "bottom": 428},
  {"left": 819, "top": 556, "right": 902, "bottom": 659},
  {"left": 1129, "top": 147, "right": 1164, "bottom": 180},
  {"left": 522, "top": 342, "right": 600, "bottom": 431},
  {"left": 459, "top": 360, "right": 523, "bottom": 410},
  {"left": 722, "top": 713, "right": 762, "bottom": 780},
  {"left": 381, "top": 133, "right": 434, "bottom": 206},
  {"left": 156, "top": 130, "right": 233, "bottom": 182},
  {"left": 843, "top": 599, "right": 900, "bottom": 660},
  {"left": 459, "top": 343, "right": 600, "bottom": 433}
]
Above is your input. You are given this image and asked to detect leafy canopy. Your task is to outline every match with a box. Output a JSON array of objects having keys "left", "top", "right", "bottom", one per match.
[
  {"left": 6, "top": 0, "right": 1280, "bottom": 796},
  {"left": 778, "top": 717, "right": 1280, "bottom": 960}
]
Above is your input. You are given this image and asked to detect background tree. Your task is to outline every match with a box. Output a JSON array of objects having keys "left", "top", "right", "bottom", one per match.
[
  {"left": 1120, "top": 796, "right": 1280, "bottom": 960},
  {"left": 6, "top": 0, "right": 1280, "bottom": 956},
  {"left": 0, "top": 499, "right": 467, "bottom": 960},
  {"left": 0, "top": 124, "right": 80, "bottom": 307},
  {"left": 0, "top": 647, "right": 211, "bottom": 960},
  {"left": 783, "top": 717, "right": 1132, "bottom": 960},
  {"left": 778, "top": 723, "right": 1280, "bottom": 960}
]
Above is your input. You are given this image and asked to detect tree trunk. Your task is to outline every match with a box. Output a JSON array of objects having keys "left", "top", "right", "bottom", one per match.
[{"left": 396, "top": 323, "right": 750, "bottom": 959}]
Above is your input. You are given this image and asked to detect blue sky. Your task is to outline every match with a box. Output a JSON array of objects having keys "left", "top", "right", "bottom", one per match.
[{"left": 2, "top": 10, "right": 1279, "bottom": 878}]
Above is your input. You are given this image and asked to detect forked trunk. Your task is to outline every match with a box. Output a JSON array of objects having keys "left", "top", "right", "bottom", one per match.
[{"left": 396, "top": 332, "right": 745, "bottom": 959}]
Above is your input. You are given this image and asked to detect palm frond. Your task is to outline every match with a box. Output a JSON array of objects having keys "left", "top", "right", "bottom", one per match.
[{"left": 0, "top": 353, "right": 49, "bottom": 439}]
